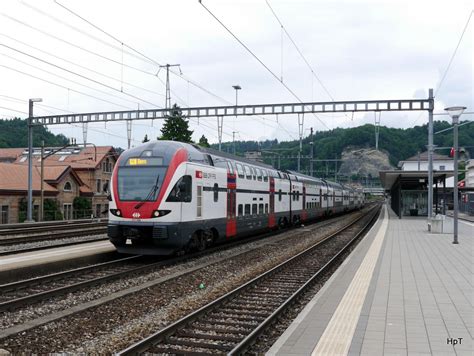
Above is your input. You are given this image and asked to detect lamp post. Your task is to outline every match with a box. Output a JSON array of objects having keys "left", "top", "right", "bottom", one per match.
[
  {"left": 232, "top": 85, "right": 241, "bottom": 155},
  {"left": 444, "top": 106, "right": 466, "bottom": 244},
  {"left": 26, "top": 98, "right": 42, "bottom": 222}
]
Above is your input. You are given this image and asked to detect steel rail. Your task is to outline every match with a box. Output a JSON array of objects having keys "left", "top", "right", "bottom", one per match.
[
  {"left": 0, "top": 212, "right": 354, "bottom": 315},
  {"left": 0, "top": 227, "right": 106, "bottom": 245},
  {"left": 0, "top": 221, "right": 107, "bottom": 236},
  {"left": 117, "top": 205, "right": 380, "bottom": 355}
]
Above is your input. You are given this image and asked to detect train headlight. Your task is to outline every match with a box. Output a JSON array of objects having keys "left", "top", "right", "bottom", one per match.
[
  {"left": 110, "top": 209, "right": 122, "bottom": 217},
  {"left": 151, "top": 210, "right": 171, "bottom": 218}
]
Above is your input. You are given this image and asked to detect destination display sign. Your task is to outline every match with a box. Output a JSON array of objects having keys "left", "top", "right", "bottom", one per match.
[{"left": 126, "top": 157, "right": 164, "bottom": 166}]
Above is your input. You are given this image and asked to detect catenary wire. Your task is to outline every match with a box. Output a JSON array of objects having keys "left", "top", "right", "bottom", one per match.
[
  {"left": 52, "top": 0, "right": 299, "bottom": 139},
  {"left": 199, "top": 0, "right": 329, "bottom": 130},
  {"left": 0, "top": 51, "right": 139, "bottom": 109},
  {"left": 0, "top": 63, "right": 132, "bottom": 109},
  {"left": 0, "top": 44, "right": 163, "bottom": 108},
  {"left": 0, "top": 33, "right": 165, "bottom": 97}
]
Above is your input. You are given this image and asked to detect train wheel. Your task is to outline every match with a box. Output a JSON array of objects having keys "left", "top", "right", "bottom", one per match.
[{"left": 190, "top": 232, "right": 206, "bottom": 251}]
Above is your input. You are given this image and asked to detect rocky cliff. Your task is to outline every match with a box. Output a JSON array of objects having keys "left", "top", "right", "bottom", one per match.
[{"left": 338, "top": 147, "right": 394, "bottom": 177}]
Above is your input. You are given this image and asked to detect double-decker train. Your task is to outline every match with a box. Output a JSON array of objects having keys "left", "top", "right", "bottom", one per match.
[{"left": 107, "top": 141, "right": 364, "bottom": 255}]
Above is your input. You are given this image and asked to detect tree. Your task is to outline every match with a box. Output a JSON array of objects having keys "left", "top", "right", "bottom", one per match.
[
  {"left": 73, "top": 197, "right": 92, "bottom": 219},
  {"left": 158, "top": 104, "right": 193, "bottom": 143},
  {"left": 198, "top": 135, "right": 210, "bottom": 148},
  {"left": 142, "top": 134, "right": 150, "bottom": 143}
]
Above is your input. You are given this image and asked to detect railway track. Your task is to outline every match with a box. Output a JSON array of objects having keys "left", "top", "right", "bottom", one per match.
[
  {"left": 0, "top": 225, "right": 106, "bottom": 246},
  {"left": 0, "top": 255, "right": 152, "bottom": 312},
  {"left": 0, "top": 219, "right": 107, "bottom": 236},
  {"left": 118, "top": 205, "right": 381, "bottom": 355},
  {"left": 0, "top": 211, "right": 353, "bottom": 314}
]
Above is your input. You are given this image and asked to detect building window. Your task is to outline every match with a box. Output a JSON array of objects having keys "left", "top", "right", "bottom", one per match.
[
  {"left": 64, "top": 181, "right": 72, "bottom": 192},
  {"left": 1, "top": 205, "right": 8, "bottom": 224},
  {"left": 278, "top": 189, "right": 282, "bottom": 201},
  {"left": 238, "top": 204, "right": 243, "bottom": 216},
  {"left": 439, "top": 165, "right": 445, "bottom": 171},
  {"left": 252, "top": 203, "right": 257, "bottom": 215},
  {"left": 256, "top": 168, "right": 263, "bottom": 181},
  {"left": 259, "top": 203, "right": 264, "bottom": 214},
  {"left": 96, "top": 179, "right": 101, "bottom": 193},
  {"left": 103, "top": 158, "right": 112, "bottom": 173},
  {"left": 265, "top": 203, "right": 268, "bottom": 213},
  {"left": 103, "top": 180, "right": 109, "bottom": 193}
]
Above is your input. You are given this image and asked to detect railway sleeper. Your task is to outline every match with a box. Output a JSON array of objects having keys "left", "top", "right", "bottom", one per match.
[
  {"left": 177, "top": 330, "right": 243, "bottom": 343},
  {"left": 209, "top": 312, "right": 266, "bottom": 323},
  {"left": 151, "top": 345, "right": 225, "bottom": 355},
  {"left": 218, "top": 308, "right": 269, "bottom": 318},
  {"left": 224, "top": 303, "right": 275, "bottom": 312},
  {"left": 204, "top": 318, "right": 258, "bottom": 327},
  {"left": 263, "top": 281, "right": 303, "bottom": 289},
  {"left": 247, "top": 290, "right": 291, "bottom": 297},
  {"left": 236, "top": 296, "right": 282, "bottom": 306},
  {"left": 192, "top": 322, "right": 253, "bottom": 334},
  {"left": 165, "top": 337, "right": 233, "bottom": 351}
]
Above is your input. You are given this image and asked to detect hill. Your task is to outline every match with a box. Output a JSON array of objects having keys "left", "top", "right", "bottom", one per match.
[
  {"left": 213, "top": 120, "right": 474, "bottom": 178},
  {"left": 0, "top": 118, "right": 68, "bottom": 148}
]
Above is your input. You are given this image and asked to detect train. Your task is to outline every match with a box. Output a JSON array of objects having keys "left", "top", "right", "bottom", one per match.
[{"left": 107, "top": 141, "right": 365, "bottom": 255}]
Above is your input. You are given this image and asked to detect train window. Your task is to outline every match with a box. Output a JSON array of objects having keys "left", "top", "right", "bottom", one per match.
[
  {"left": 262, "top": 170, "right": 268, "bottom": 182},
  {"left": 278, "top": 189, "right": 282, "bottom": 201},
  {"left": 236, "top": 163, "right": 244, "bottom": 178},
  {"left": 238, "top": 204, "right": 243, "bottom": 216},
  {"left": 245, "top": 204, "right": 251, "bottom": 215},
  {"left": 226, "top": 161, "right": 235, "bottom": 174},
  {"left": 256, "top": 168, "right": 262, "bottom": 181},
  {"left": 265, "top": 203, "right": 268, "bottom": 213},
  {"left": 166, "top": 175, "right": 192, "bottom": 203},
  {"left": 259, "top": 204, "right": 264, "bottom": 214},
  {"left": 244, "top": 165, "right": 252, "bottom": 179},
  {"left": 252, "top": 204, "right": 257, "bottom": 215},
  {"left": 213, "top": 183, "right": 219, "bottom": 202}
]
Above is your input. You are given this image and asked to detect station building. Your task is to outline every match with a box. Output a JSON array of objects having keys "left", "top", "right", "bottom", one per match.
[
  {"left": 0, "top": 146, "right": 117, "bottom": 223},
  {"left": 379, "top": 151, "right": 454, "bottom": 218}
]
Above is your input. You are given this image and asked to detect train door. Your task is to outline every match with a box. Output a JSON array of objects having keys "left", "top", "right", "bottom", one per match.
[
  {"left": 269, "top": 176, "right": 276, "bottom": 228},
  {"left": 226, "top": 162, "right": 237, "bottom": 237},
  {"left": 301, "top": 185, "right": 307, "bottom": 222}
]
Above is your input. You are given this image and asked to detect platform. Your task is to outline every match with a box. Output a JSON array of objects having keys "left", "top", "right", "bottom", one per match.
[
  {"left": 268, "top": 204, "right": 473, "bottom": 355},
  {"left": 0, "top": 240, "right": 115, "bottom": 279}
]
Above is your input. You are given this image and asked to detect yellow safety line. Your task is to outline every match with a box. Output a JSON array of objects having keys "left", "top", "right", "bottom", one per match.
[{"left": 311, "top": 205, "right": 388, "bottom": 356}]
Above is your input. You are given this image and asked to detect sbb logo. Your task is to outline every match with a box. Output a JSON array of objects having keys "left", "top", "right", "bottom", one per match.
[{"left": 132, "top": 212, "right": 141, "bottom": 219}]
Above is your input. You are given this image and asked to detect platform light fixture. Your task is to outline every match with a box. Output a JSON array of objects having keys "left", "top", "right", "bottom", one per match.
[
  {"left": 444, "top": 105, "right": 466, "bottom": 244},
  {"left": 232, "top": 85, "right": 242, "bottom": 155}
]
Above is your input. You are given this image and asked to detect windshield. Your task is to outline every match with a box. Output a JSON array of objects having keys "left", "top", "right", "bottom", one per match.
[{"left": 118, "top": 167, "right": 167, "bottom": 201}]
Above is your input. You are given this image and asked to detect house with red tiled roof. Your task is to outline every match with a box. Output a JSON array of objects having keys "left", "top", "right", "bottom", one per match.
[
  {"left": 0, "top": 163, "right": 85, "bottom": 223},
  {"left": 0, "top": 146, "right": 118, "bottom": 223}
]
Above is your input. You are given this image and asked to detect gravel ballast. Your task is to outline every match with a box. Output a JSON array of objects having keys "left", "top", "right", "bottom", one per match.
[{"left": 0, "top": 211, "right": 364, "bottom": 353}]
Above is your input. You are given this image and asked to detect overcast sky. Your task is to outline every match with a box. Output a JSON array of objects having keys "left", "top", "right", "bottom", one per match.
[{"left": 0, "top": 0, "right": 472, "bottom": 148}]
